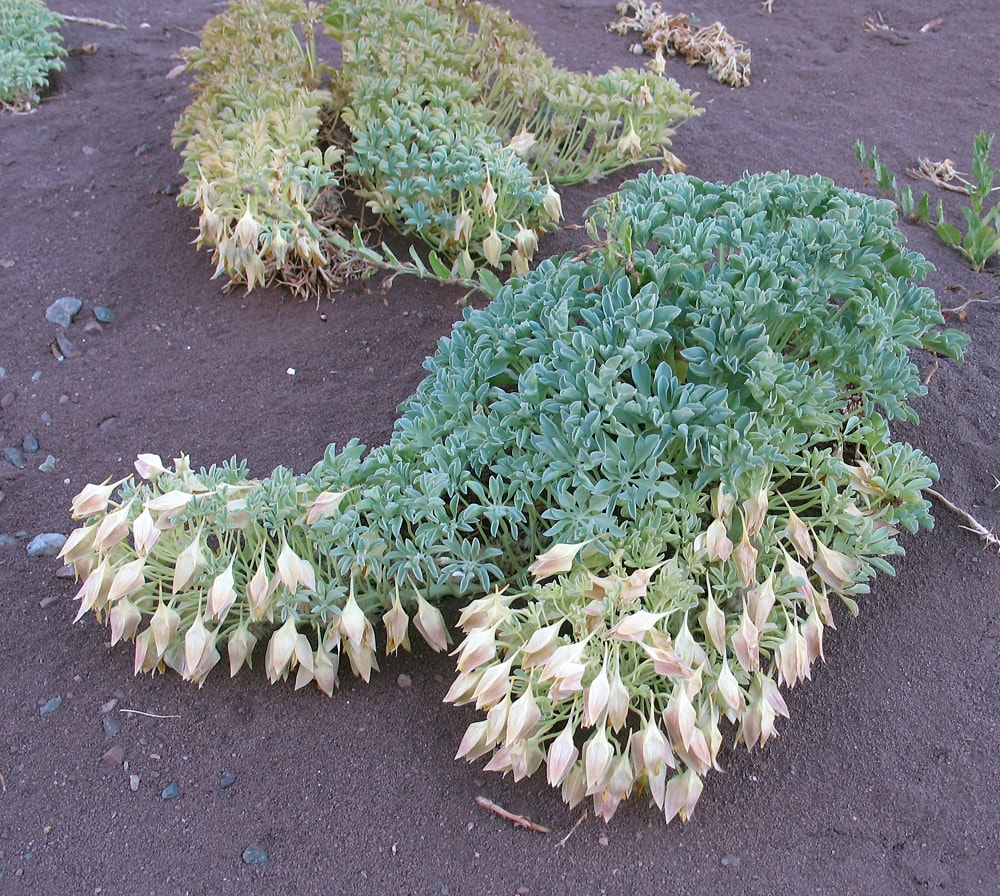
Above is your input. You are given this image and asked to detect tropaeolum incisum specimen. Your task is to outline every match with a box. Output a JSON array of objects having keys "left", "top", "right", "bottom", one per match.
[{"left": 64, "top": 171, "right": 966, "bottom": 823}]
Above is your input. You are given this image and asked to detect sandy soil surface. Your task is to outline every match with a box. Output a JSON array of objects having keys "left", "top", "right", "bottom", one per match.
[{"left": 1, "top": 1, "right": 997, "bottom": 894}]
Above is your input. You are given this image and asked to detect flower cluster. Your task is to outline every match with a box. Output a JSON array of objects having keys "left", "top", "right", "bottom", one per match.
[
  {"left": 66, "top": 171, "right": 965, "bottom": 820},
  {"left": 171, "top": 0, "right": 700, "bottom": 293}
]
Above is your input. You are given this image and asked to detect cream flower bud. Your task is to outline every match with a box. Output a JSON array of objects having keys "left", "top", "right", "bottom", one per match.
[
  {"left": 107, "top": 556, "right": 146, "bottom": 605},
  {"left": 206, "top": 558, "right": 238, "bottom": 622},
  {"left": 743, "top": 486, "right": 769, "bottom": 537},
  {"left": 173, "top": 526, "right": 205, "bottom": 592},
  {"left": 110, "top": 597, "right": 142, "bottom": 646},
  {"left": 662, "top": 768, "right": 703, "bottom": 824},
  {"left": 151, "top": 601, "right": 180, "bottom": 655},
  {"left": 505, "top": 689, "right": 542, "bottom": 745},
  {"left": 731, "top": 606, "right": 760, "bottom": 673},
  {"left": 583, "top": 663, "right": 611, "bottom": 728},
  {"left": 59, "top": 523, "right": 98, "bottom": 566},
  {"left": 382, "top": 595, "right": 411, "bottom": 654},
  {"left": 617, "top": 126, "right": 641, "bottom": 162},
  {"left": 146, "top": 490, "right": 196, "bottom": 516},
  {"left": 276, "top": 540, "right": 315, "bottom": 593},
  {"left": 482, "top": 230, "right": 503, "bottom": 268},
  {"left": 607, "top": 664, "right": 630, "bottom": 731},
  {"left": 133, "top": 627, "right": 158, "bottom": 675},
  {"left": 134, "top": 453, "right": 169, "bottom": 480},
  {"left": 71, "top": 478, "right": 125, "bottom": 520},
  {"left": 184, "top": 614, "right": 214, "bottom": 681},
  {"left": 733, "top": 525, "right": 758, "bottom": 586},
  {"left": 339, "top": 592, "right": 367, "bottom": 646},
  {"left": 227, "top": 623, "right": 257, "bottom": 677},
  {"left": 453, "top": 209, "right": 473, "bottom": 245},
  {"left": 313, "top": 643, "right": 340, "bottom": 696},
  {"left": 510, "top": 248, "right": 529, "bottom": 275},
  {"left": 583, "top": 727, "right": 614, "bottom": 793},
  {"left": 705, "top": 518, "right": 733, "bottom": 562},
  {"left": 506, "top": 129, "right": 535, "bottom": 155},
  {"left": 473, "top": 656, "right": 515, "bottom": 710},
  {"left": 480, "top": 176, "right": 497, "bottom": 218},
  {"left": 785, "top": 508, "right": 814, "bottom": 560},
  {"left": 542, "top": 184, "right": 562, "bottom": 223},
  {"left": 265, "top": 617, "right": 299, "bottom": 683},
  {"left": 514, "top": 225, "right": 538, "bottom": 260},
  {"left": 413, "top": 594, "right": 452, "bottom": 652},
  {"left": 269, "top": 228, "right": 289, "bottom": 268},
  {"left": 94, "top": 502, "right": 134, "bottom": 553},
  {"left": 456, "top": 720, "right": 493, "bottom": 762},
  {"left": 518, "top": 622, "right": 561, "bottom": 669},
  {"left": 303, "top": 490, "right": 349, "bottom": 526},
  {"left": 131, "top": 508, "right": 160, "bottom": 556},
  {"left": 814, "top": 541, "right": 860, "bottom": 593},
  {"left": 699, "top": 590, "right": 727, "bottom": 655},
  {"left": 662, "top": 683, "right": 696, "bottom": 752},
  {"left": 528, "top": 540, "right": 588, "bottom": 581},
  {"left": 454, "top": 626, "right": 497, "bottom": 674},
  {"left": 747, "top": 574, "right": 776, "bottom": 631},
  {"left": 235, "top": 207, "right": 260, "bottom": 250},
  {"left": 546, "top": 723, "right": 579, "bottom": 787}
]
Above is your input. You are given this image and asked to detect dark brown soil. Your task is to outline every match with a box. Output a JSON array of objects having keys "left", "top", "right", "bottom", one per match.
[{"left": 1, "top": 2, "right": 998, "bottom": 894}]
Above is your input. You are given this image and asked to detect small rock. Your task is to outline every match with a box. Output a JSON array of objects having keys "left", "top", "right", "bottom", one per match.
[
  {"left": 102, "top": 714, "right": 121, "bottom": 737},
  {"left": 135, "top": 139, "right": 154, "bottom": 157},
  {"left": 38, "top": 455, "right": 57, "bottom": 473},
  {"left": 22, "top": 434, "right": 39, "bottom": 453},
  {"left": 0, "top": 366, "right": 5, "bottom": 377},
  {"left": 97, "top": 416, "right": 118, "bottom": 434},
  {"left": 83, "top": 321, "right": 103, "bottom": 335},
  {"left": 0, "top": 391, "right": 14, "bottom": 410},
  {"left": 219, "top": 770, "right": 237, "bottom": 790},
  {"left": 397, "top": 674, "right": 412, "bottom": 689},
  {"left": 129, "top": 774, "right": 141, "bottom": 792},
  {"left": 100, "top": 698, "right": 118, "bottom": 714},
  {"left": 55, "top": 565, "right": 75, "bottom": 579},
  {"left": 101, "top": 745, "right": 124, "bottom": 767},
  {"left": 720, "top": 854, "right": 742, "bottom": 867},
  {"left": 4, "top": 447, "right": 25, "bottom": 469},
  {"left": 93, "top": 306, "right": 115, "bottom": 324},
  {"left": 26, "top": 533, "right": 66, "bottom": 557},
  {"left": 39, "top": 696, "right": 62, "bottom": 716},
  {"left": 40, "top": 411, "right": 52, "bottom": 422},
  {"left": 31, "top": 371, "right": 41, "bottom": 383},
  {"left": 54, "top": 333, "right": 81, "bottom": 359},
  {"left": 39, "top": 594, "right": 61, "bottom": 608},
  {"left": 598, "top": 835, "right": 610, "bottom": 847},
  {"left": 163, "top": 183, "right": 178, "bottom": 197},
  {"left": 45, "top": 297, "right": 83, "bottom": 328},
  {"left": 241, "top": 845, "right": 268, "bottom": 867},
  {"left": 161, "top": 781, "right": 180, "bottom": 800},
  {"left": 0, "top": 489, "right": 5, "bottom": 507},
  {"left": 0, "top": 534, "right": 15, "bottom": 548}
]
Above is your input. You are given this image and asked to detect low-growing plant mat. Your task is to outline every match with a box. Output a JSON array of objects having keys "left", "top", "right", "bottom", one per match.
[{"left": 0, "top": 1, "right": 997, "bottom": 894}]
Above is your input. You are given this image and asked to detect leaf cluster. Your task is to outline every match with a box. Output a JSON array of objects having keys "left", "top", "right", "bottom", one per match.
[
  {"left": 64, "top": 171, "right": 965, "bottom": 820},
  {"left": 0, "top": 0, "right": 64, "bottom": 110},
  {"left": 856, "top": 133, "right": 1000, "bottom": 272}
]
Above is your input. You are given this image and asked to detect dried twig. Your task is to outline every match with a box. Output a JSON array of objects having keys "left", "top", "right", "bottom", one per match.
[
  {"left": 56, "top": 14, "right": 125, "bottom": 30},
  {"left": 555, "top": 809, "right": 588, "bottom": 847},
  {"left": 118, "top": 709, "right": 180, "bottom": 719},
  {"left": 927, "top": 487, "right": 1000, "bottom": 551},
  {"left": 942, "top": 294, "right": 1000, "bottom": 318},
  {"left": 475, "top": 796, "right": 551, "bottom": 833}
]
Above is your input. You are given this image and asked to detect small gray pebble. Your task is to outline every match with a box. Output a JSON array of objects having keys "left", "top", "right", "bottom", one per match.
[
  {"left": 720, "top": 854, "right": 741, "bottom": 867},
  {"left": 40, "top": 411, "right": 52, "bottom": 423},
  {"left": 98, "top": 416, "right": 118, "bottom": 433},
  {"left": 219, "top": 770, "right": 237, "bottom": 789},
  {"left": 22, "top": 434, "right": 39, "bottom": 453},
  {"left": 241, "top": 845, "right": 268, "bottom": 866},
  {"left": 0, "top": 535, "right": 15, "bottom": 548},
  {"left": 0, "top": 367, "right": 5, "bottom": 378},
  {"left": 39, "top": 696, "right": 62, "bottom": 715},
  {"left": 38, "top": 455, "right": 57, "bottom": 473},
  {"left": 26, "top": 533, "right": 66, "bottom": 557},
  {"left": 102, "top": 714, "right": 121, "bottom": 737},
  {"left": 0, "top": 391, "right": 14, "bottom": 410},
  {"left": 45, "top": 297, "right": 83, "bottom": 328},
  {"left": 31, "top": 371, "right": 41, "bottom": 383},
  {"left": 4, "top": 447, "right": 25, "bottom": 469},
  {"left": 129, "top": 774, "right": 141, "bottom": 792},
  {"left": 55, "top": 333, "right": 80, "bottom": 359},
  {"left": 161, "top": 781, "right": 180, "bottom": 800},
  {"left": 93, "top": 306, "right": 116, "bottom": 324}
]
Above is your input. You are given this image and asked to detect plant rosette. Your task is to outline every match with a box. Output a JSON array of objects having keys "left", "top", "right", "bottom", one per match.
[{"left": 64, "top": 171, "right": 966, "bottom": 822}]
